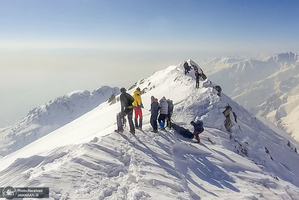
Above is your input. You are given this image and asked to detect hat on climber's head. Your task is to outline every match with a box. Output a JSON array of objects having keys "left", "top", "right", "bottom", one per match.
[{"left": 120, "top": 88, "right": 126, "bottom": 93}]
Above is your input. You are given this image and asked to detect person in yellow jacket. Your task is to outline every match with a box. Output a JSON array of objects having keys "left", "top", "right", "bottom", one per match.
[{"left": 132, "top": 87, "right": 143, "bottom": 130}]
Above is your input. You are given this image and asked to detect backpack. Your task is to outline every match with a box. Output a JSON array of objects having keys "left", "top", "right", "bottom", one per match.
[
  {"left": 128, "top": 94, "right": 134, "bottom": 106},
  {"left": 184, "top": 62, "right": 189, "bottom": 68},
  {"left": 201, "top": 73, "right": 207, "bottom": 80},
  {"left": 215, "top": 85, "right": 222, "bottom": 92},
  {"left": 223, "top": 106, "right": 232, "bottom": 117},
  {"left": 172, "top": 123, "right": 194, "bottom": 139},
  {"left": 200, "top": 126, "right": 204, "bottom": 133},
  {"left": 194, "top": 120, "right": 204, "bottom": 133}
]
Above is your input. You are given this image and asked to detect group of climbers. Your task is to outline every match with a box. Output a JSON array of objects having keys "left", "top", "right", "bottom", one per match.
[
  {"left": 149, "top": 96, "right": 173, "bottom": 133},
  {"left": 184, "top": 61, "right": 207, "bottom": 88},
  {"left": 115, "top": 87, "right": 174, "bottom": 135},
  {"left": 116, "top": 87, "right": 143, "bottom": 135},
  {"left": 115, "top": 60, "right": 229, "bottom": 143}
]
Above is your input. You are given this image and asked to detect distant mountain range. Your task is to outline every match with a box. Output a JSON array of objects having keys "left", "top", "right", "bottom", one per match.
[{"left": 201, "top": 52, "right": 299, "bottom": 141}]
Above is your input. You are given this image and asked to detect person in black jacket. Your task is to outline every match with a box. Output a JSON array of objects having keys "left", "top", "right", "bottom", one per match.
[
  {"left": 195, "top": 70, "right": 200, "bottom": 88},
  {"left": 116, "top": 87, "right": 135, "bottom": 134},
  {"left": 150, "top": 96, "right": 159, "bottom": 133},
  {"left": 191, "top": 120, "right": 204, "bottom": 143},
  {"left": 184, "top": 61, "right": 191, "bottom": 75},
  {"left": 214, "top": 85, "right": 222, "bottom": 97},
  {"left": 166, "top": 99, "right": 173, "bottom": 129}
]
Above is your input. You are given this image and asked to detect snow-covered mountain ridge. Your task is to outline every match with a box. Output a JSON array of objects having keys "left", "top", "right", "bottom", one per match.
[
  {"left": 202, "top": 52, "right": 299, "bottom": 141},
  {"left": 0, "top": 60, "right": 299, "bottom": 199},
  {"left": 0, "top": 86, "right": 119, "bottom": 157}
]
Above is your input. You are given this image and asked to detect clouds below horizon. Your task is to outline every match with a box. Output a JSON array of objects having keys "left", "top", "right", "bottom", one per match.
[{"left": 1, "top": 0, "right": 299, "bottom": 127}]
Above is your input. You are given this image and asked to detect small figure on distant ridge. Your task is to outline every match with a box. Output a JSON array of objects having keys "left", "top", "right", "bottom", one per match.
[
  {"left": 195, "top": 70, "right": 201, "bottom": 88},
  {"left": 223, "top": 105, "right": 232, "bottom": 132},
  {"left": 166, "top": 99, "right": 174, "bottom": 129},
  {"left": 214, "top": 85, "right": 222, "bottom": 97},
  {"left": 184, "top": 61, "right": 191, "bottom": 75}
]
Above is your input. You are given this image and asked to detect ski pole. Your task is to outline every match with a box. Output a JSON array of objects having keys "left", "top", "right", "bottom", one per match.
[{"left": 143, "top": 107, "right": 150, "bottom": 112}]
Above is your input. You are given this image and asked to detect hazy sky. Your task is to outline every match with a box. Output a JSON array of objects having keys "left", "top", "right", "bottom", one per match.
[{"left": 1, "top": 0, "right": 299, "bottom": 127}]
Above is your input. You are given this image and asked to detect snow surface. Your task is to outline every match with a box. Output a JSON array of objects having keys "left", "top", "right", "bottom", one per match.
[{"left": 0, "top": 60, "right": 299, "bottom": 200}]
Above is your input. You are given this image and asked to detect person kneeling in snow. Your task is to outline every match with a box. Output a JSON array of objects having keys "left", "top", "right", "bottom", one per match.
[{"left": 190, "top": 120, "right": 204, "bottom": 143}]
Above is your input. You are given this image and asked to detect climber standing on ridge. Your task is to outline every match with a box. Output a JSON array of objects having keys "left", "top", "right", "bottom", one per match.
[
  {"left": 150, "top": 96, "right": 159, "bottom": 133},
  {"left": 166, "top": 99, "right": 174, "bottom": 129},
  {"left": 223, "top": 105, "right": 232, "bottom": 132},
  {"left": 158, "top": 96, "right": 168, "bottom": 129},
  {"left": 184, "top": 61, "right": 191, "bottom": 75},
  {"left": 214, "top": 85, "right": 222, "bottom": 97},
  {"left": 195, "top": 70, "right": 201, "bottom": 88},
  {"left": 115, "top": 88, "right": 135, "bottom": 135},
  {"left": 132, "top": 87, "right": 143, "bottom": 130}
]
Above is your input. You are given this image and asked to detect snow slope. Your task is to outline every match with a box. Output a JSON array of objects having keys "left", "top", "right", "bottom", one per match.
[
  {"left": 0, "top": 86, "right": 119, "bottom": 158},
  {"left": 0, "top": 60, "right": 299, "bottom": 200},
  {"left": 202, "top": 52, "right": 299, "bottom": 141}
]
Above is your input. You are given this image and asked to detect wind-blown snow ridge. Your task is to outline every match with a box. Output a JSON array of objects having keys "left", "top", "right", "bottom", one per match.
[{"left": 0, "top": 60, "right": 299, "bottom": 199}]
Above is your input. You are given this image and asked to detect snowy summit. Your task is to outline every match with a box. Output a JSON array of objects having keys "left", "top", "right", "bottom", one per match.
[{"left": 0, "top": 60, "right": 299, "bottom": 200}]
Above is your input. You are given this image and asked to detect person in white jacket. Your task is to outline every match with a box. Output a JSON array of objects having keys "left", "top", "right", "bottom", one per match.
[{"left": 158, "top": 97, "right": 168, "bottom": 129}]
